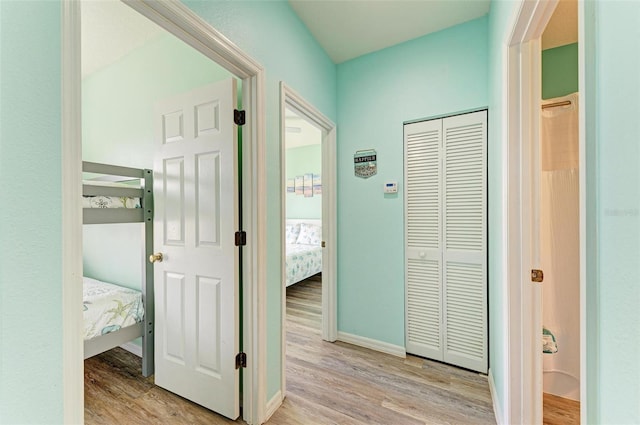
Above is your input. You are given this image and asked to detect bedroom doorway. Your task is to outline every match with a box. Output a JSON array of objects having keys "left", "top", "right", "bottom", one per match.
[
  {"left": 63, "top": 1, "right": 267, "bottom": 423},
  {"left": 279, "top": 83, "right": 337, "bottom": 405}
]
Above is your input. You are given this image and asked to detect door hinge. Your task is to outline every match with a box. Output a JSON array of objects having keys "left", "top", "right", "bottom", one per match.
[
  {"left": 234, "top": 109, "right": 246, "bottom": 126},
  {"left": 235, "top": 352, "right": 247, "bottom": 369},
  {"left": 235, "top": 231, "right": 247, "bottom": 246},
  {"left": 531, "top": 269, "right": 544, "bottom": 283}
]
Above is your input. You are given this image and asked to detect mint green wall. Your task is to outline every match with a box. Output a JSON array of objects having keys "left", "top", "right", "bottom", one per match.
[
  {"left": 286, "top": 145, "right": 322, "bottom": 219},
  {"left": 0, "top": 1, "right": 64, "bottom": 423},
  {"left": 336, "top": 17, "right": 488, "bottom": 346},
  {"left": 487, "top": 0, "right": 520, "bottom": 419},
  {"left": 586, "top": 1, "right": 640, "bottom": 422},
  {"left": 183, "top": 0, "right": 337, "bottom": 399},
  {"left": 82, "top": 33, "right": 234, "bottom": 291},
  {"left": 83, "top": 33, "right": 234, "bottom": 168},
  {"left": 542, "top": 43, "right": 578, "bottom": 100}
]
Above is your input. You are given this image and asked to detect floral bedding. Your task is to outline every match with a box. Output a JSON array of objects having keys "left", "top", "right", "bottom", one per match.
[
  {"left": 82, "top": 196, "right": 141, "bottom": 209},
  {"left": 83, "top": 180, "right": 141, "bottom": 209},
  {"left": 286, "top": 243, "right": 322, "bottom": 286},
  {"left": 83, "top": 277, "right": 144, "bottom": 340}
]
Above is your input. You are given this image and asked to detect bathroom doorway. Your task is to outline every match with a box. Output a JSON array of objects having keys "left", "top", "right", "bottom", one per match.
[{"left": 539, "top": 1, "right": 581, "bottom": 422}]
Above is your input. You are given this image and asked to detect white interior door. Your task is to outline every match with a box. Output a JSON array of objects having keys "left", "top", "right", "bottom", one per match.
[{"left": 153, "top": 78, "right": 239, "bottom": 420}]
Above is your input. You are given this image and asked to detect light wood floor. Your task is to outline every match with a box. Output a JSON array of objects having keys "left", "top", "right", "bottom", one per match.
[
  {"left": 543, "top": 392, "right": 580, "bottom": 425},
  {"left": 85, "top": 275, "right": 496, "bottom": 424}
]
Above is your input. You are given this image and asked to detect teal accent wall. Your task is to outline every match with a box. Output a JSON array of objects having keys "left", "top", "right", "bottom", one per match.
[
  {"left": 286, "top": 145, "right": 322, "bottom": 219},
  {"left": 82, "top": 33, "right": 235, "bottom": 292},
  {"left": 542, "top": 43, "right": 578, "bottom": 100},
  {"left": 586, "top": 1, "right": 640, "bottom": 422},
  {"left": 335, "top": 17, "right": 488, "bottom": 347},
  {"left": 487, "top": 0, "right": 520, "bottom": 419},
  {"left": 183, "top": 0, "right": 337, "bottom": 400},
  {"left": 0, "top": 1, "right": 64, "bottom": 423}
]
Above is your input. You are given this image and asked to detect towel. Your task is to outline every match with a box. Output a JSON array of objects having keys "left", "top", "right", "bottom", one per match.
[{"left": 543, "top": 327, "right": 558, "bottom": 354}]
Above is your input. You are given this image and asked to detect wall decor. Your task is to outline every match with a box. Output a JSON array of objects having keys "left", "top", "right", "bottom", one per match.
[
  {"left": 295, "top": 176, "right": 303, "bottom": 195},
  {"left": 313, "top": 174, "right": 322, "bottom": 195},
  {"left": 303, "top": 173, "right": 313, "bottom": 197},
  {"left": 354, "top": 149, "right": 377, "bottom": 178},
  {"left": 286, "top": 178, "right": 295, "bottom": 193}
]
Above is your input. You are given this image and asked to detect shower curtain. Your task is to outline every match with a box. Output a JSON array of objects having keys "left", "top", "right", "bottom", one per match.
[{"left": 540, "top": 92, "right": 580, "bottom": 401}]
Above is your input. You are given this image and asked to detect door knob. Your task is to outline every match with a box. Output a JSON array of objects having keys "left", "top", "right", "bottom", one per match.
[
  {"left": 149, "top": 252, "right": 164, "bottom": 263},
  {"left": 419, "top": 252, "right": 426, "bottom": 258},
  {"left": 531, "top": 269, "right": 544, "bottom": 283}
]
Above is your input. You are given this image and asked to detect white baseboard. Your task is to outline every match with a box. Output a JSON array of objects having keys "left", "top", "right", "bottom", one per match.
[
  {"left": 265, "top": 390, "right": 282, "bottom": 421},
  {"left": 488, "top": 368, "right": 504, "bottom": 425},
  {"left": 337, "top": 331, "right": 406, "bottom": 358},
  {"left": 120, "top": 342, "right": 142, "bottom": 357}
]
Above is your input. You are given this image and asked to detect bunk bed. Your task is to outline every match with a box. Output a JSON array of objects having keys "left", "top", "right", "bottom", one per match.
[{"left": 82, "top": 161, "right": 154, "bottom": 377}]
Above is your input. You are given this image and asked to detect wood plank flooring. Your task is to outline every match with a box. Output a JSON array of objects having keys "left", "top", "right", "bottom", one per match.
[
  {"left": 85, "top": 275, "right": 496, "bottom": 424},
  {"left": 543, "top": 393, "right": 580, "bottom": 425}
]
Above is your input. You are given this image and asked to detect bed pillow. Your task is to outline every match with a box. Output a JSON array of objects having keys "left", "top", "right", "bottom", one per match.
[
  {"left": 285, "top": 223, "right": 301, "bottom": 244},
  {"left": 296, "top": 223, "right": 322, "bottom": 246}
]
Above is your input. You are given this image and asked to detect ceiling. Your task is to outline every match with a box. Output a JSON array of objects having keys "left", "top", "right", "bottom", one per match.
[
  {"left": 81, "top": 0, "right": 577, "bottom": 79},
  {"left": 542, "top": 0, "right": 578, "bottom": 50},
  {"left": 285, "top": 108, "right": 322, "bottom": 149},
  {"left": 288, "top": 0, "right": 491, "bottom": 63},
  {"left": 81, "top": 1, "right": 163, "bottom": 78}
]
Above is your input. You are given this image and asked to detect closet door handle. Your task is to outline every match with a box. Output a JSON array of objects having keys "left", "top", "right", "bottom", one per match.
[
  {"left": 149, "top": 252, "right": 164, "bottom": 263},
  {"left": 419, "top": 252, "right": 426, "bottom": 259}
]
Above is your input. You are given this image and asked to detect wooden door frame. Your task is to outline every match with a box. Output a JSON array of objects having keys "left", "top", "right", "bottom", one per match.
[
  {"left": 61, "top": 1, "right": 268, "bottom": 423},
  {"left": 502, "top": 1, "right": 587, "bottom": 424},
  {"left": 276, "top": 83, "right": 337, "bottom": 417}
]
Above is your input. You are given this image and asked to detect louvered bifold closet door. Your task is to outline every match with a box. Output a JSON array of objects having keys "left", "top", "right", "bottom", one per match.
[
  {"left": 442, "top": 110, "right": 487, "bottom": 373},
  {"left": 404, "top": 119, "right": 443, "bottom": 361}
]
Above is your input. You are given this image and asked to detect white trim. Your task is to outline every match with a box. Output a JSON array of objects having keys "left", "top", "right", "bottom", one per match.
[
  {"left": 120, "top": 342, "right": 143, "bottom": 358},
  {"left": 279, "top": 83, "right": 338, "bottom": 400},
  {"left": 64, "top": 1, "right": 267, "bottom": 423},
  {"left": 337, "top": 332, "right": 406, "bottom": 358},
  {"left": 488, "top": 368, "right": 504, "bottom": 425},
  {"left": 506, "top": 0, "right": 588, "bottom": 424},
  {"left": 62, "top": 1, "right": 84, "bottom": 423},
  {"left": 264, "top": 390, "right": 283, "bottom": 422}
]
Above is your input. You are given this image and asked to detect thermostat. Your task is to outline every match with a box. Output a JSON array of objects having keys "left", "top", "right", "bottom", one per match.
[{"left": 384, "top": 181, "right": 398, "bottom": 194}]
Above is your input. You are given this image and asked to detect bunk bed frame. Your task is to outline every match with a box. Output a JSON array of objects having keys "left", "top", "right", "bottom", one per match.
[{"left": 82, "top": 161, "right": 154, "bottom": 377}]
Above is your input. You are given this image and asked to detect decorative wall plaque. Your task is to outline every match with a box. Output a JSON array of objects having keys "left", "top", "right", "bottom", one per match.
[{"left": 354, "top": 149, "right": 377, "bottom": 179}]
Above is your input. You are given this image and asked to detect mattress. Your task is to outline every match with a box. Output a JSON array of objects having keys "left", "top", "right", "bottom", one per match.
[
  {"left": 83, "top": 180, "right": 142, "bottom": 209},
  {"left": 83, "top": 277, "right": 144, "bottom": 340},
  {"left": 82, "top": 196, "right": 141, "bottom": 209},
  {"left": 286, "top": 243, "right": 322, "bottom": 286}
]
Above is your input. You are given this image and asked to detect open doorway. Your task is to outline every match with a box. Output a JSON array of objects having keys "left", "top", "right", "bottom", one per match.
[
  {"left": 504, "top": 0, "right": 585, "bottom": 423},
  {"left": 278, "top": 84, "right": 337, "bottom": 408},
  {"left": 283, "top": 105, "right": 324, "bottom": 335},
  {"left": 539, "top": 1, "right": 580, "bottom": 423},
  {"left": 63, "top": 1, "right": 266, "bottom": 423},
  {"left": 81, "top": 0, "right": 243, "bottom": 420}
]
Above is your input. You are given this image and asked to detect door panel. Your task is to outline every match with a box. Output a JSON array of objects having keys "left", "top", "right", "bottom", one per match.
[
  {"left": 153, "top": 78, "right": 239, "bottom": 420},
  {"left": 405, "top": 119, "right": 443, "bottom": 360},
  {"left": 442, "top": 111, "right": 487, "bottom": 373}
]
